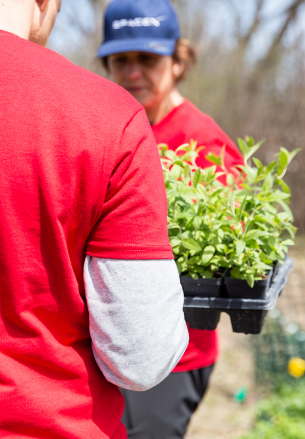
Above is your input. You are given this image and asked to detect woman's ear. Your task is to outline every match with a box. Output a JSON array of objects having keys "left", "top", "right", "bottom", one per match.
[{"left": 172, "top": 62, "right": 182, "bottom": 79}]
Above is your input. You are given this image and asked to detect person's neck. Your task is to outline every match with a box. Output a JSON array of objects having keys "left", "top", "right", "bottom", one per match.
[
  {"left": 146, "top": 88, "right": 184, "bottom": 125},
  {"left": 0, "top": 2, "right": 33, "bottom": 40}
]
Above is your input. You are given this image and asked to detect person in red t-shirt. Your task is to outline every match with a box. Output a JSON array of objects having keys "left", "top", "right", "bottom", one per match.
[
  {"left": 98, "top": 0, "right": 244, "bottom": 437},
  {"left": 0, "top": 1, "right": 189, "bottom": 438}
]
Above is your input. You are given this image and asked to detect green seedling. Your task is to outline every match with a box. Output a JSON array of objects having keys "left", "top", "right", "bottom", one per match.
[{"left": 159, "top": 137, "right": 299, "bottom": 288}]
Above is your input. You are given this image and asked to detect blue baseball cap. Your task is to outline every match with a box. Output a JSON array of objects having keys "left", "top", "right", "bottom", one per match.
[{"left": 98, "top": 0, "right": 181, "bottom": 58}]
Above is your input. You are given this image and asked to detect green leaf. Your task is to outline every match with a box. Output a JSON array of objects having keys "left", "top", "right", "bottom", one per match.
[
  {"left": 277, "top": 212, "right": 292, "bottom": 222},
  {"left": 216, "top": 244, "right": 228, "bottom": 254},
  {"left": 278, "top": 200, "right": 294, "bottom": 220},
  {"left": 215, "top": 172, "right": 226, "bottom": 180},
  {"left": 164, "top": 150, "right": 176, "bottom": 160},
  {"left": 188, "top": 256, "right": 200, "bottom": 266},
  {"left": 170, "top": 164, "right": 183, "bottom": 180},
  {"left": 174, "top": 143, "right": 189, "bottom": 154},
  {"left": 172, "top": 160, "right": 184, "bottom": 167},
  {"left": 289, "top": 148, "right": 302, "bottom": 162},
  {"left": 206, "top": 153, "right": 222, "bottom": 167},
  {"left": 258, "top": 192, "right": 290, "bottom": 202},
  {"left": 188, "top": 271, "right": 199, "bottom": 280},
  {"left": 183, "top": 238, "right": 202, "bottom": 254},
  {"left": 263, "top": 174, "right": 274, "bottom": 192},
  {"left": 238, "top": 195, "right": 248, "bottom": 222},
  {"left": 226, "top": 173, "right": 234, "bottom": 186},
  {"left": 193, "top": 168, "right": 201, "bottom": 188},
  {"left": 200, "top": 270, "right": 214, "bottom": 279},
  {"left": 175, "top": 259, "right": 186, "bottom": 274},
  {"left": 253, "top": 158, "right": 263, "bottom": 170},
  {"left": 201, "top": 245, "right": 216, "bottom": 265},
  {"left": 266, "top": 161, "right": 276, "bottom": 174},
  {"left": 247, "top": 273, "right": 255, "bottom": 288},
  {"left": 193, "top": 216, "right": 202, "bottom": 229},
  {"left": 238, "top": 138, "right": 249, "bottom": 156},
  {"left": 236, "top": 240, "right": 246, "bottom": 256},
  {"left": 231, "top": 267, "right": 241, "bottom": 278},
  {"left": 244, "top": 140, "right": 265, "bottom": 164},
  {"left": 280, "top": 239, "right": 295, "bottom": 246},
  {"left": 244, "top": 230, "right": 270, "bottom": 242},
  {"left": 231, "top": 192, "right": 235, "bottom": 215},
  {"left": 168, "top": 222, "right": 180, "bottom": 230},
  {"left": 277, "top": 148, "right": 289, "bottom": 178},
  {"left": 260, "top": 253, "right": 274, "bottom": 265},
  {"left": 210, "top": 188, "right": 224, "bottom": 200},
  {"left": 170, "top": 238, "right": 182, "bottom": 248},
  {"left": 251, "top": 262, "right": 273, "bottom": 271},
  {"left": 276, "top": 179, "right": 291, "bottom": 194},
  {"left": 245, "top": 136, "right": 255, "bottom": 147}
]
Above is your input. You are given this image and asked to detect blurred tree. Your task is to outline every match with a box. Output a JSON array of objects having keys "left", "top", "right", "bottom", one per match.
[
  {"left": 263, "top": 0, "right": 305, "bottom": 64},
  {"left": 177, "top": 0, "right": 305, "bottom": 231}
]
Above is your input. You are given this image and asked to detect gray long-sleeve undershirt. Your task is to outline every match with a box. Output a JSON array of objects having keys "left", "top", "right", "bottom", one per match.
[{"left": 83, "top": 257, "right": 189, "bottom": 391}]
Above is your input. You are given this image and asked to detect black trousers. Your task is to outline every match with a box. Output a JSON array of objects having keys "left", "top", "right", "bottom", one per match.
[{"left": 119, "top": 365, "right": 214, "bottom": 439}]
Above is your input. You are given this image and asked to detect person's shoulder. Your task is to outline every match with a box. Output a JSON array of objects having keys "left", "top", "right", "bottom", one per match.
[
  {"left": 10, "top": 36, "right": 143, "bottom": 117},
  {"left": 178, "top": 100, "right": 234, "bottom": 140},
  {"left": 180, "top": 100, "right": 221, "bottom": 128},
  {"left": 179, "top": 101, "right": 243, "bottom": 163}
]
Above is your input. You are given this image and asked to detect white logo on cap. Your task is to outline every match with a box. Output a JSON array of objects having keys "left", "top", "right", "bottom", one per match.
[
  {"left": 147, "top": 42, "right": 169, "bottom": 53},
  {"left": 112, "top": 16, "right": 166, "bottom": 30}
]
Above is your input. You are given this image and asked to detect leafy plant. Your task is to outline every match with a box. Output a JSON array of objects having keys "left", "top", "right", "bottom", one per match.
[
  {"left": 239, "top": 381, "right": 305, "bottom": 439},
  {"left": 159, "top": 137, "right": 300, "bottom": 287}
]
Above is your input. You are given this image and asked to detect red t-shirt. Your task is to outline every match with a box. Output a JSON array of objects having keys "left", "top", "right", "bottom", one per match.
[
  {"left": 152, "top": 99, "right": 244, "bottom": 372},
  {"left": 0, "top": 31, "right": 173, "bottom": 439}
]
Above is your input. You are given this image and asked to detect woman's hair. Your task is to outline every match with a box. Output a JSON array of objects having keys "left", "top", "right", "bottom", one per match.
[
  {"left": 101, "top": 38, "right": 197, "bottom": 83},
  {"left": 172, "top": 39, "right": 197, "bottom": 83}
]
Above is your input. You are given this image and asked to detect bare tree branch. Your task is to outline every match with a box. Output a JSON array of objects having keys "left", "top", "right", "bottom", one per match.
[
  {"left": 264, "top": 0, "right": 305, "bottom": 62},
  {"left": 242, "top": 0, "right": 266, "bottom": 46}
]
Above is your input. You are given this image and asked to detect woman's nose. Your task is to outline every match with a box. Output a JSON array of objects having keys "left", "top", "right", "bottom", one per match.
[{"left": 124, "top": 62, "right": 142, "bottom": 80}]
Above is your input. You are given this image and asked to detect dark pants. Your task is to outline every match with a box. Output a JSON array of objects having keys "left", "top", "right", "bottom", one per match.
[{"left": 120, "top": 365, "right": 214, "bottom": 439}]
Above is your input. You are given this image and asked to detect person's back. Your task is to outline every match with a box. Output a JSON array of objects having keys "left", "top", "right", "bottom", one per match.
[
  {"left": 0, "top": 31, "right": 128, "bottom": 437},
  {"left": 0, "top": 4, "right": 188, "bottom": 437}
]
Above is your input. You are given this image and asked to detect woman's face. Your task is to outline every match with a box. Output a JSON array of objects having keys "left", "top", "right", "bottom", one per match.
[{"left": 108, "top": 52, "right": 179, "bottom": 110}]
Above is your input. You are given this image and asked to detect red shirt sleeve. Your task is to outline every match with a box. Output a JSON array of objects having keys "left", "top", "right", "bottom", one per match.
[{"left": 86, "top": 109, "right": 173, "bottom": 260}]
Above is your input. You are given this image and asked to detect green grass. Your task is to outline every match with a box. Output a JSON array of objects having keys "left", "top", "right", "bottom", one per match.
[{"left": 240, "top": 381, "right": 305, "bottom": 439}]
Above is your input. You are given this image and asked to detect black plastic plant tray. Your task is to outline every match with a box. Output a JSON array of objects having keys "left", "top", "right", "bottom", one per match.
[
  {"left": 183, "top": 258, "right": 293, "bottom": 335},
  {"left": 224, "top": 269, "right": 273, "bottom": 300},
  {"left": 180, "top": 276, "right": 223, "bottom": 298}
]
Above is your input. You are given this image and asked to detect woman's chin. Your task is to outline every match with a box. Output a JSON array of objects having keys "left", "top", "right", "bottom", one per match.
[{"left": 128, "top": 91, "right": 151, "bottom": 105}]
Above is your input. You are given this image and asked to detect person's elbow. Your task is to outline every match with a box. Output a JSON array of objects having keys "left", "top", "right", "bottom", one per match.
[
  {"left": 92, "top": 318, "right": 189, "bottom": 391},
  {"left": 134, "top": 326, "right": 189, "bottom": 391}
]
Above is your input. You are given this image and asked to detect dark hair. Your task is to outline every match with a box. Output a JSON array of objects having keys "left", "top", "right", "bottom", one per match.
[
  {"left": 101, "top": 55, "right": 109, "bottom": 71},
  {"left": 172, "top": 38, "right": 197, "bottom": 82},
  {"left": 101, "top": 38, "right": 197, "bottom": 83}
]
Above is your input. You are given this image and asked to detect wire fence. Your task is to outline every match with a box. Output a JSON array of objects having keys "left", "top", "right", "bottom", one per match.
[{"left": 251, "top": 242, "right": 305, "bottom": 384}]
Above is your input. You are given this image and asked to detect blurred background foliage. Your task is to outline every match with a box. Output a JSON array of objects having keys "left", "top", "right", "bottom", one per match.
[{"left": 49, "top": 0, "right": 305, "bottom": 231}]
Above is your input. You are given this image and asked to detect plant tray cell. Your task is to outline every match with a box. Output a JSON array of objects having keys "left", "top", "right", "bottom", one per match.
[
  {"left": 224, "top": 270, "right": 273, "bottom": 299},
  {"left": 183, "top": 258, "right": 293, "bottom": 335},
  {"left": 180, "top": 276, "right": 223, "bottom": 298}
]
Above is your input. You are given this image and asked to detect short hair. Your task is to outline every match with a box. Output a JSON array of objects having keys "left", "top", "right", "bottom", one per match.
[{"left": 101, "top": 38, "right": 197, "bottom": 83}]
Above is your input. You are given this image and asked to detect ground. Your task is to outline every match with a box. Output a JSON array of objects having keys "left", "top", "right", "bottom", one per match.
[{"left": 185, "top": 237, "right": 305, "bottom": 439}]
